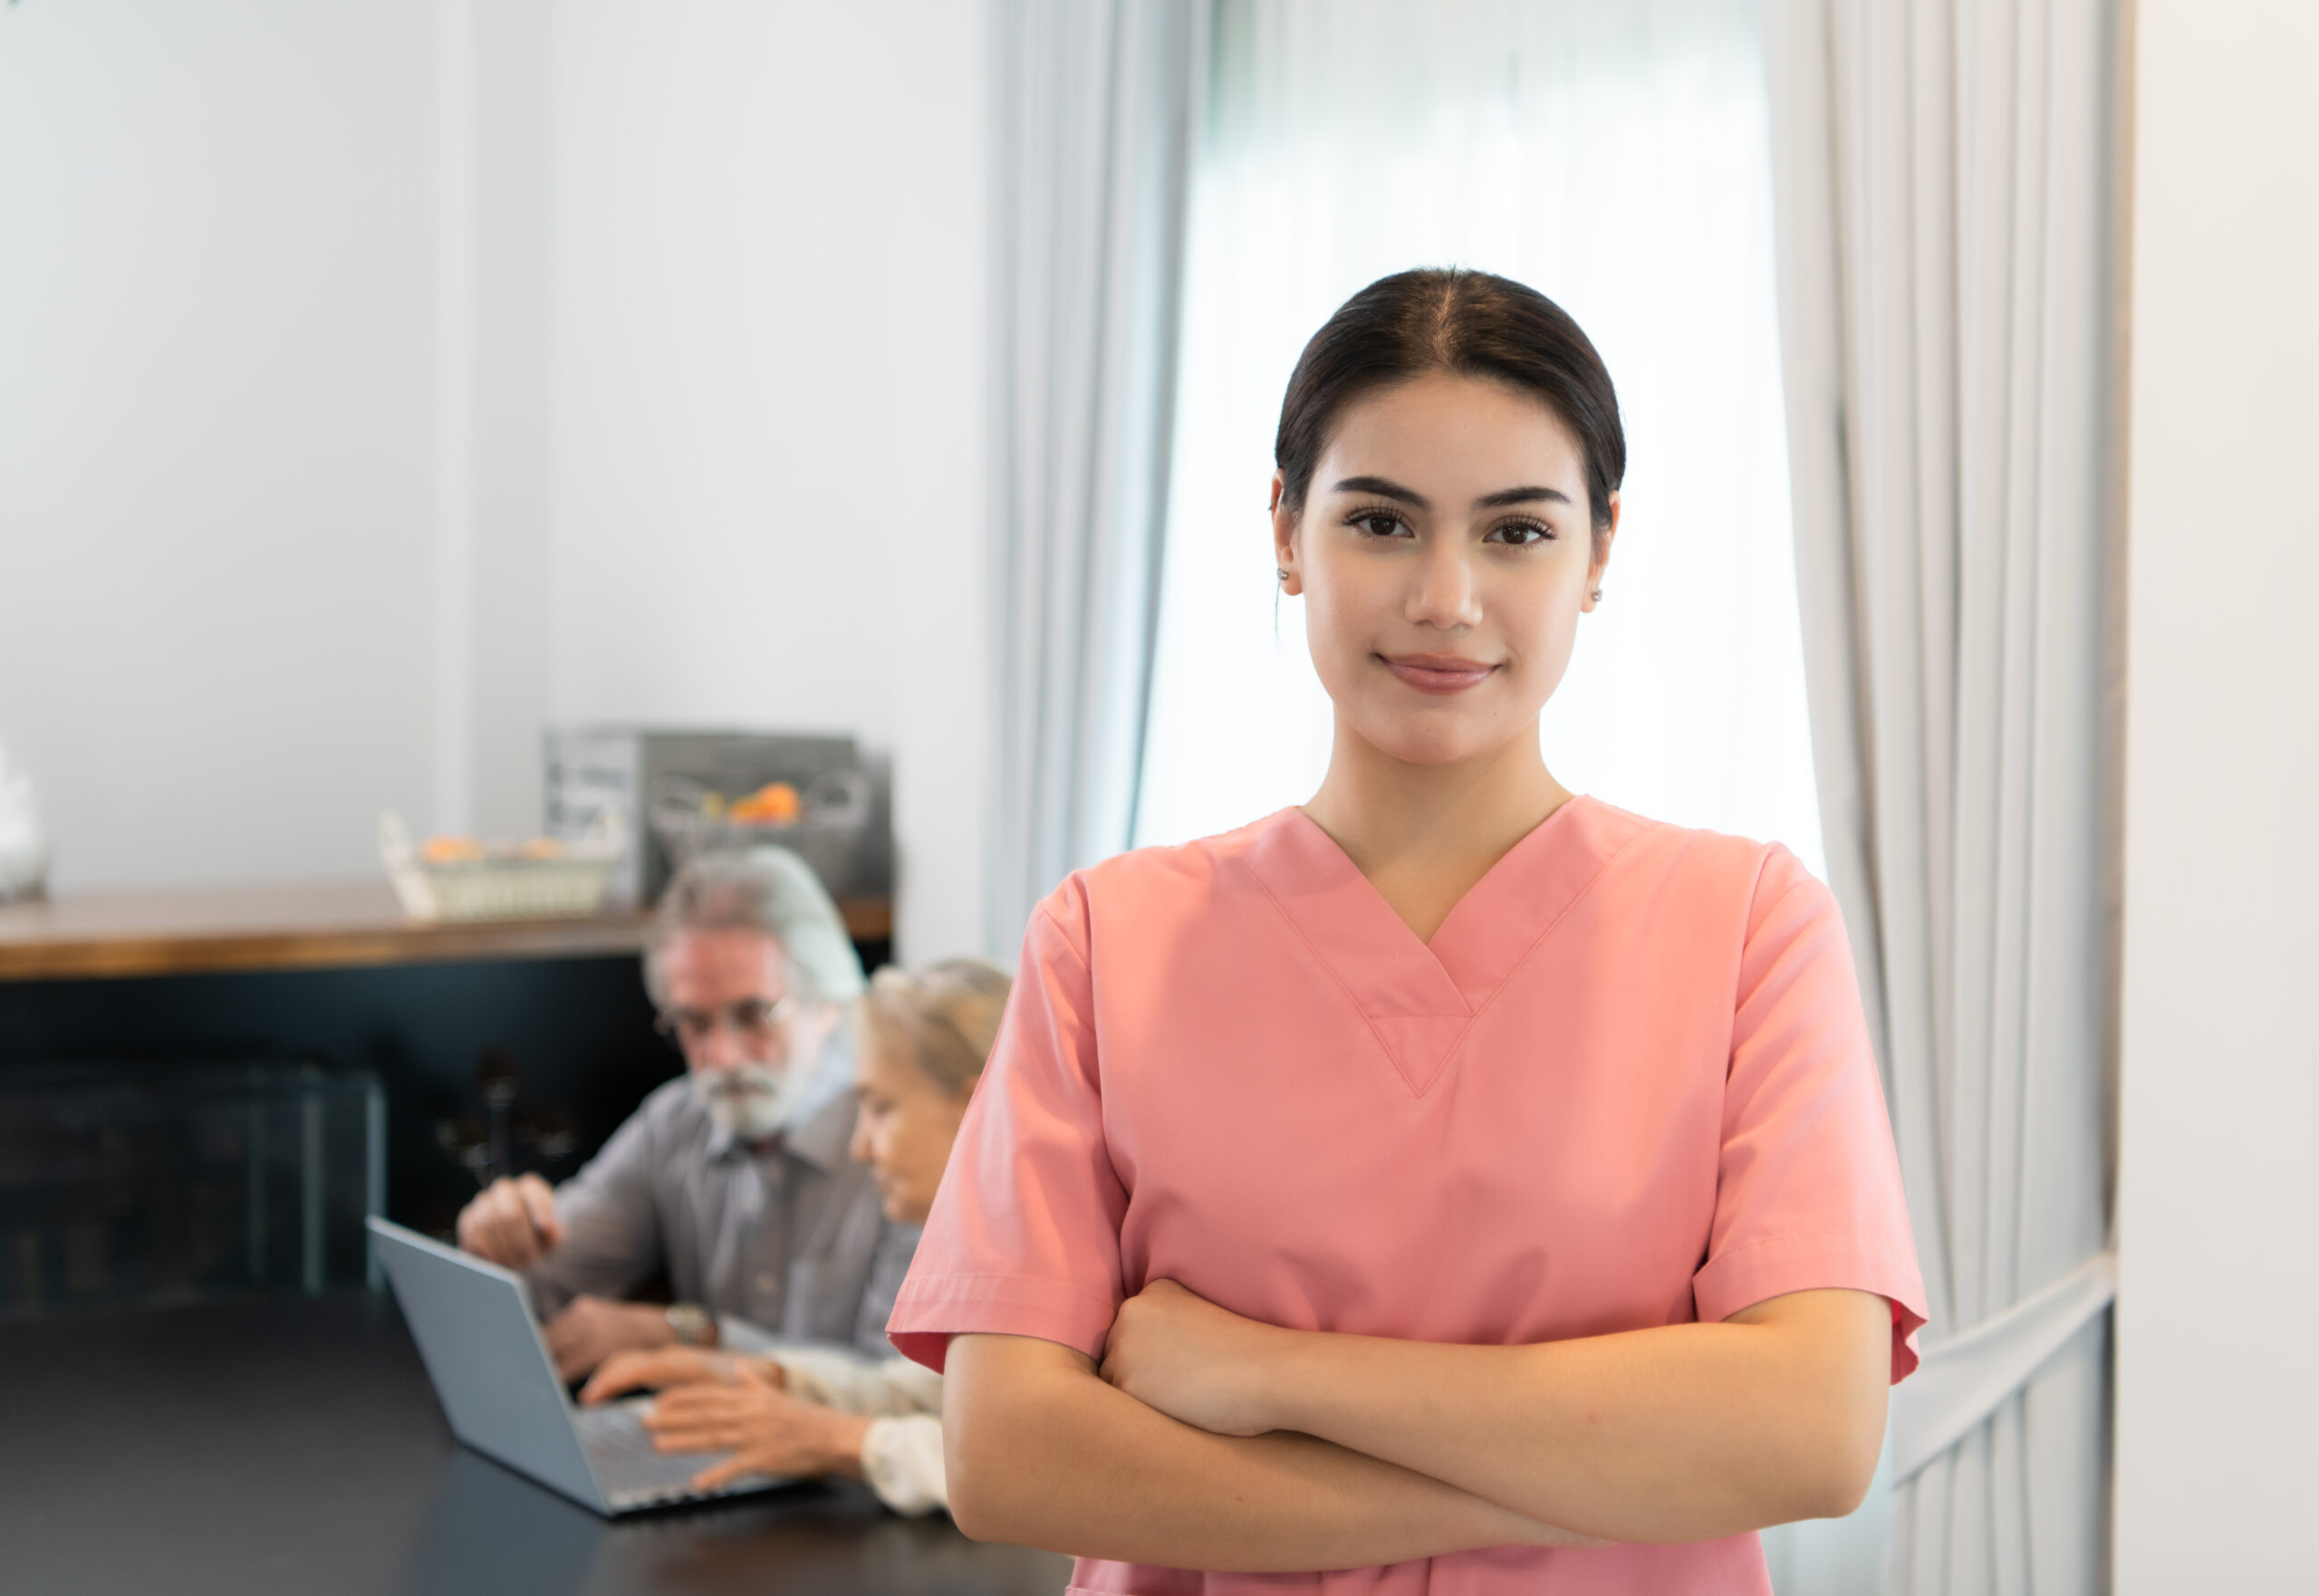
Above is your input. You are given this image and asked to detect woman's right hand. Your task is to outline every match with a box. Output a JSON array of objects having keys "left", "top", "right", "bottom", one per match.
[{"left": 581, "top": 1345, "right": 782, "bottom": 1405}]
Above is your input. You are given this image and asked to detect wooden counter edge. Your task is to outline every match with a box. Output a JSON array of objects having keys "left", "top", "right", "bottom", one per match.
[{"left": 0, "top": 895, "right": 895, "bottom": 982}]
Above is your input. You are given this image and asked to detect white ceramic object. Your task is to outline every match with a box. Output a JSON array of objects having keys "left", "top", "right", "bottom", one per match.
[{"left": 0, "top": 739, "right": 53, "bottom": 901}]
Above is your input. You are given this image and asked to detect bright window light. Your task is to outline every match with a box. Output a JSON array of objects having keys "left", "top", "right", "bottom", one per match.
[{"left": 1133, "top": 0, "right": 1823, "bottom": 881}]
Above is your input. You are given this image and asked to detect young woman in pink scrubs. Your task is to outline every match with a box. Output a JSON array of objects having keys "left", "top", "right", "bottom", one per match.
[{"left": 890, "top": 268, "right": 1927, "bottom": 1593}]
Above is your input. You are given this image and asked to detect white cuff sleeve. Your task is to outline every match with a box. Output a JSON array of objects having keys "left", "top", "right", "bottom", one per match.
[
  {"left": 769, "top": 1348, "right": 944, "bottom": 1418},
  {"left": 860, "top": 1414, "right": 948, "bottom": 1517}
]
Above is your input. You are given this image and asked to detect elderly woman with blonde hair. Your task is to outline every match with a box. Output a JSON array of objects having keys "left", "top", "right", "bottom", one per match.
[{"left": 583, "top": 957, "right": 1009, "bottom": 1516}]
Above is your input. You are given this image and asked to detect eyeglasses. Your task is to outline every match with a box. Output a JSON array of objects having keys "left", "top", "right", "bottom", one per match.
[{"left": 653, "top": 994, "right": 801, "bottom": 1053}]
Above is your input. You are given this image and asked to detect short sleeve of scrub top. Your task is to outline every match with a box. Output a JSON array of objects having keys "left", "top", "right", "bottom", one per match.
[{"left": 890, "top": 797, "right": 1927, "bottom": 1596}]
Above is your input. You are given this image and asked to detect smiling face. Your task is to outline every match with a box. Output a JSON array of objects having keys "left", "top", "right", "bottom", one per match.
[{"left": 1275, "top": 371, "right": 1615, "bottom": 769}]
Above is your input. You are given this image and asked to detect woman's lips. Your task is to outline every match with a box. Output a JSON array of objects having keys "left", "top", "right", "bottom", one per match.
[{"left": 1381, "top": 653, "right": 1498, "bottom": 694}]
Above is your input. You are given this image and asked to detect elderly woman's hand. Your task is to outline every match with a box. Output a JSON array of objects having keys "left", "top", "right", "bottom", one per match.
[
  {"left": 1099, "top": 1278, "right": 1297, "bottom": 1438},
  {"left": 642, "top": 1377, "right": 872, "bottom": 1491}
]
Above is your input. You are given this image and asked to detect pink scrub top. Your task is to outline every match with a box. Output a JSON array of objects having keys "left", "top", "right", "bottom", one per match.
[{"left": 890, "top": 797, "right": 1927, "bottom": 1595}]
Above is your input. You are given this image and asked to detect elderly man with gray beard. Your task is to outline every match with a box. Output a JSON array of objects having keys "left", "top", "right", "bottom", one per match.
[{"left": 455, "top": 849, "right": 915, "bottom": 1380}]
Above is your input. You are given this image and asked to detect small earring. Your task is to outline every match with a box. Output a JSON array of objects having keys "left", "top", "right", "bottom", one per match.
[
  {"left": 1277, "top": 569, "right": 1291, "bottom": 585},
  {"left": 1591, "top": 588, "right": 1605, "bottom": 602}
]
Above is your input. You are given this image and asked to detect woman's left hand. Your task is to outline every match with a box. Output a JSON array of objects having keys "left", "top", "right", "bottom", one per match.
[
  {"left": 1099, "top": 1278, "right": 1294, "bottom": 1437},
  {"left": 642, "top": 1375, "right": 872, "bottom": 1491}
]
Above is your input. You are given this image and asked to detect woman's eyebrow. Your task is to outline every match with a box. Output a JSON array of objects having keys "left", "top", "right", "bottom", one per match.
[
  {"left": 1333, "top": 474, "right": 1430, "bottom": 508},
  {"left": 1474, "top": 485, "right": 1572, "bottom": 508},
  {"left": 1330, "top": 476, "right": 1572, "bottom": 512}
]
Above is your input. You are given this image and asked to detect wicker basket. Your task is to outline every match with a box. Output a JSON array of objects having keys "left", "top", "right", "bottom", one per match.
[
  {"left": 647, "top": 769, "right": 871, "bottom": 892},
  {"left": 379, "top": 810, "right": 625, "bottom": 924}
]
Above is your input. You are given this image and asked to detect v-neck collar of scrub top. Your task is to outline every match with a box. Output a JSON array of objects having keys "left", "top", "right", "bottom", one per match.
[{"left": 1235, "top": 793, "right": 1644, "bottom": 1096}]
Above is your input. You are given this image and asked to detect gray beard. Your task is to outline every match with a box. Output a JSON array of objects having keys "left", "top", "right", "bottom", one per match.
[
  {"left": 693, "top": 1043, "right": 842, "bottom": 1141},
  {"left": 695, "top": 1062, "right": 806, "bottom": 1140}
]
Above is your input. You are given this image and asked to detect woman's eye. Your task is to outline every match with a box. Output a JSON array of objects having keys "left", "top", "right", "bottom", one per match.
[
  {"left": 1352, "top": 512, "right": 1410, "bottom": 539},
  {"left": 1487, "top": 522, "right": 1554, "bottom": 546}
]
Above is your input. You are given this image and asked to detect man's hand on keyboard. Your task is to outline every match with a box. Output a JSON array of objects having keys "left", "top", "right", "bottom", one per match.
[
  {"left": 581, "top": 1346, "right": 774, "bottom": 1404},
  {"left": 544, "top": 1294, "right": 675, "bottom": 1381}
]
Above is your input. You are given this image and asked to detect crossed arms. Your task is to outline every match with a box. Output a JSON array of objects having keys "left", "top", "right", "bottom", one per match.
[{"left": 941, "top": 1281, "right": 1891, "bottom": 1571}]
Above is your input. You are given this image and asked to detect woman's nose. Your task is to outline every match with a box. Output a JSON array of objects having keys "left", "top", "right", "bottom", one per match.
[{"left": 1406, "top": 540, "right": 1482, "bottom": 629}]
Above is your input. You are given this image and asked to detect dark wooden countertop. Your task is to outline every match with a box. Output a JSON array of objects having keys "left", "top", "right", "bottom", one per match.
[
  {"left": 0, "top": 1290, "right": 1068, "bottom": 1596},
  {"left": 0, "top": 883, "right": 893, "bottom": 982}
]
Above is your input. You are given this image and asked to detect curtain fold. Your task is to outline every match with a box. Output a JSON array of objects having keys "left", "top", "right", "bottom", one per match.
[
  {"left": 985, "top": 0, "right": 1205, "bottom": 957},
  {"left": 1764, "top": 2, "right": 2119, "bottom": 1591}
]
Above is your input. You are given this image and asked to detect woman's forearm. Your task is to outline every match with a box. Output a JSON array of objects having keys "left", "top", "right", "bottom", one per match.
[
  {"left": 1256, "top": 1289, "right": 1891, "bottom": 1543},
  {"left": 942, "top": 1333, "right": 1591, "bottom": 1570}
]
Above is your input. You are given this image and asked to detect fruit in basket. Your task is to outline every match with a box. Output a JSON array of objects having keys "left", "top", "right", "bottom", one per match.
[
  {"left": 727, "top": 781, "right": 802, "bottom": 825},
  {"left": 518, "top": 837, "right": 564, "bottom": 860},
  {"left": 421, "top": 835, "right": 485, "bottom": 864}
]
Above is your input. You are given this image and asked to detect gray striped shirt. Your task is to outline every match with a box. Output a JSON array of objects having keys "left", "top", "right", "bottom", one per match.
[{"left": 524, "top": 1065, "right": 918, "bottom": 1359}]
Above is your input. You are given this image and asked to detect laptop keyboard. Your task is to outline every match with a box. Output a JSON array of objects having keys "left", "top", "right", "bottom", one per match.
[{"left": 574, "top": 1399, "right": 761, "bottom": 1509}]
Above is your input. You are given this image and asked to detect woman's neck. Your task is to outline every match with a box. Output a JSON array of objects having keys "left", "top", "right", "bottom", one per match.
[{"left": 1301, "top": 720, "right": 1573, "bottom": 944}]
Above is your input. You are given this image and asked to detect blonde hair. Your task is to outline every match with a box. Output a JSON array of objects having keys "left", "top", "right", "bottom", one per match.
[{"left": 858, "top": 957, "right": 1011, "bottom": 1096}]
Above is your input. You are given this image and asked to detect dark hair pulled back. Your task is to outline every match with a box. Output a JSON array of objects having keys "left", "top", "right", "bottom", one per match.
[{"left": 1274, "top": 267, "right": 1625, "bottom": 531}]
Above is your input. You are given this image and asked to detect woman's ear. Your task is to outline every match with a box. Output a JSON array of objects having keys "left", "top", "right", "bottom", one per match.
[
  {"left": 1583, "top": 491, "right": 1620, "bottom": 612},
  {"left": 1270, "top": 471, "right": 1304, "bottom": 596}
]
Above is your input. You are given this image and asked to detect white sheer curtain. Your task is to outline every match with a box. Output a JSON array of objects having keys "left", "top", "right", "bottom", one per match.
[
  {"left": 985, "top": 0, "right": 1205, "bottom": 956},
  {"left": 1134, "top": 0, "right": 1823, "bottom": 879},
  {"left": 1764, "top": 2, "right": 2119, "bottom": 1593}
]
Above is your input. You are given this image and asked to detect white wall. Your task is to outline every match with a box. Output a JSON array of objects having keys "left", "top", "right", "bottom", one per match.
[
  {"left": 545, "top": 0, "right": 990, "bottom": 962},
  {"left": 0, "top": 0, "right": 440, "bottom": 889},
  {"left": 2114, "top": 0, "right": 2319, "bottom": 1585},
  {"left": 460, "top": 0, "right": 558, "bottom": 847},
  {"left": 0, "top": 0, "right": 991, "bottom": 958}
]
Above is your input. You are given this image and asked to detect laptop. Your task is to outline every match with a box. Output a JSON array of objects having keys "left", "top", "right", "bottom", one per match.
[{"left": 368, "top": 1216, "right": 792, "bottom": 1515}]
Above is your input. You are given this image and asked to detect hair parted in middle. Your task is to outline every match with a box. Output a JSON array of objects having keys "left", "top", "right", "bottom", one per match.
[{"left": 1274, "top": 267, "right": 1626, "bottom": 532}]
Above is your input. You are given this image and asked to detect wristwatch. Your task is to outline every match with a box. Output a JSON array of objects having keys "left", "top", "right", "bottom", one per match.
[{"left": 666, "top": 1302, "right": 717, "bottom": 1347}]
